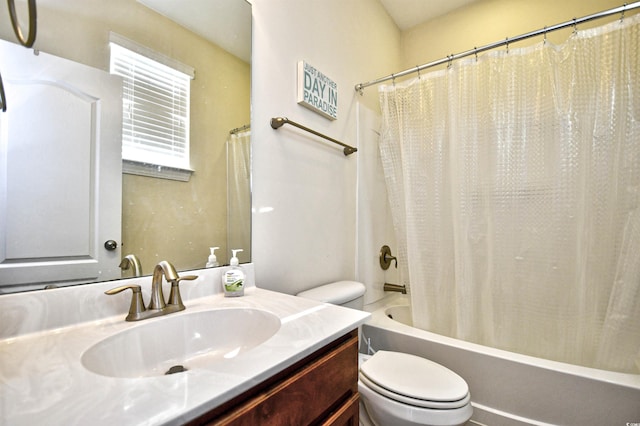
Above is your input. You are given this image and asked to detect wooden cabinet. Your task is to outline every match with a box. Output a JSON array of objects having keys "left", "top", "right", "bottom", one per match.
[{"left": 189, "top": 330, "right": 359, "bottom": 426}]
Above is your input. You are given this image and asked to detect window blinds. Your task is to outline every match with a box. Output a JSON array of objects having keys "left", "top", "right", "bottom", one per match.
[{"left": 109, "top": 41, "right": 192, "bottom": 170}]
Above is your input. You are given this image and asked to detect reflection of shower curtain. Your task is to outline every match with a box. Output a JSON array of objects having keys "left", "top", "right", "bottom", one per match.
[
  {"left": 227, "top": 130, "right": 251, "bottom": 262},
  {"left": 379, "top": 15, "right": 640, "bottom": 373}
]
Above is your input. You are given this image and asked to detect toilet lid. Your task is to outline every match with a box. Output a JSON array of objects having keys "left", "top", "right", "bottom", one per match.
[
  {"left": 359, "top": 351, "right": 469, "bottom": 407},
  {"left": 296, "top": 281, "right": 365, "bottom": 305}
]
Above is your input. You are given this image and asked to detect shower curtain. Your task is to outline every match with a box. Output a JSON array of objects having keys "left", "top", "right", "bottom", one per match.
[
  {"left": 227, "top": 130, "right": 252, "bottom": 262},
  {"left": 379, "top": 14, "right": 640, "bottom": 373}
]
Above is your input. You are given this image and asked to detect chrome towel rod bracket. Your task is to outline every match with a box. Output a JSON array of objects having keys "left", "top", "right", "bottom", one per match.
[{"left": 270, "top": 117, "right": 357, "bottom": 156}]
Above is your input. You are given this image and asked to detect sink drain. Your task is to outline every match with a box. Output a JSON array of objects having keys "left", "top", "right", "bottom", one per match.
[{"left": 165, "top": 365, "right": 188, "bottom": 375}]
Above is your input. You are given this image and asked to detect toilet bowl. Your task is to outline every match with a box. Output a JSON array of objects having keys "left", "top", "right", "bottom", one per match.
[{"left": 297, "top": 281, "right": 473, "bottom": 426}]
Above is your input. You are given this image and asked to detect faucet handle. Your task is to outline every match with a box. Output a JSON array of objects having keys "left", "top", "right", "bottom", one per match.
[
  {"left": 105, "top": 284, "right": 147, "bottom": 321},
  {"left": 380, "top": 245, "right": 398, "bottom": 270},
  {"left": 167, "top": 274, "right": 198, "bottom": 309}
]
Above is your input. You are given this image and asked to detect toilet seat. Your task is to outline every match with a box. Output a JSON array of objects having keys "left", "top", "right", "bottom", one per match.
[
  {"left": 359, "top": 374, "right": 471, "bottom": 409},
  {"left": 359, "top": 351, "right": 470, "bottom": 409}
]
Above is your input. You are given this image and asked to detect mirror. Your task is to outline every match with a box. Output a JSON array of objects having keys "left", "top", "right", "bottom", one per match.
[{"left": 0, "top": 0, "right": 251, "bottom": 293}]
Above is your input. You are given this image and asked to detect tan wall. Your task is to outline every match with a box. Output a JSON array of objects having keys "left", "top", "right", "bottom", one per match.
[
  {"left": 400, "top": 0, "right": 633, "bottom": 77},
  {"left": 1, "top": 0, "right": 250, "bottom": 274}
]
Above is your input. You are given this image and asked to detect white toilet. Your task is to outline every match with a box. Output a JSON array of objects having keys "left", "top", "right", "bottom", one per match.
[{"left": 297, "top": 281, "right": 473, "bottom": 426}]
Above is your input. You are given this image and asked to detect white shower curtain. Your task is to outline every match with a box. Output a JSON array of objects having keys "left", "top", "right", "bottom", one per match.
[
  {"left": 379, "top": 14, "right": 640, "bottom": 373},
  {"left": 227, "top": 130, "right": 252, "bottom": 262}
]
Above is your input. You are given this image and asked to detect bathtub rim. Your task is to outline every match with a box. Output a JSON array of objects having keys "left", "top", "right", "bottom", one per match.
[{"left": 363, "top": 293, "right": 640, "bottom": 390}]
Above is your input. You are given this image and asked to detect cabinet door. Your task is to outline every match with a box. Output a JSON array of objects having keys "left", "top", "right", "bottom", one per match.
[{"left": 0, "top": 39, "right": 123, "bottom": 290}]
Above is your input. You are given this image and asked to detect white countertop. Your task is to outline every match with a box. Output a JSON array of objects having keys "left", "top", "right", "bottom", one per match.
[{"left": 0, "top": 266, "right": 370, "bottom": 425}]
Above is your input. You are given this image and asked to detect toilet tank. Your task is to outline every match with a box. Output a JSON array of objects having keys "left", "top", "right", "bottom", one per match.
[{"left": 296, "top": 281, "right": 366, "bottom": 310}]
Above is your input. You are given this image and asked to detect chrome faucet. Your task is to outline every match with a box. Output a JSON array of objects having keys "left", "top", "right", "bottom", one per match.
[
  {"left": 119, "top": 254, "right": 142, "bottom": 277},
  {"left": 105, "top": 260, "right": 198, "bottom": 321}
]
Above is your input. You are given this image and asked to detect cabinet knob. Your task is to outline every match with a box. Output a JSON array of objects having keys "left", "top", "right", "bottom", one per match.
[{"left": 104, "top": 240, "right": 118, "bottom": 251}]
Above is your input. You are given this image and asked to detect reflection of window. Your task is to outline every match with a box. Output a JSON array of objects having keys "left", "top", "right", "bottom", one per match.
[{"left": 109, "top": 33, "right": 194, "bottom": 181}]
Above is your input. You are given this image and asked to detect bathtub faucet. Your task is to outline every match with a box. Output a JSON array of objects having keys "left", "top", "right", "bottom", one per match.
[{"left": 383, "top": 282, "right": 407, "bottom": 294}]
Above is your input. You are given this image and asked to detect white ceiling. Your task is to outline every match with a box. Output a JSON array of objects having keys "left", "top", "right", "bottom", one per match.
[
  {"left": 136, "top": 0, "right": 479, "bottom": 63},
  {"left": 137, "top": 0, "right": 252, "bottom": 63},
  {"left": 380, "top": 0, "right": 480, "bottom": 30}
]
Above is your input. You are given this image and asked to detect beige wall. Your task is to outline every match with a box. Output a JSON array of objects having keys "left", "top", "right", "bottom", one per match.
[
  {"left": 401, "top": 0, "right": 634, "bottom": 77},
  {"left": 1, "top": 0, "right": 250, "bottom": 274}
]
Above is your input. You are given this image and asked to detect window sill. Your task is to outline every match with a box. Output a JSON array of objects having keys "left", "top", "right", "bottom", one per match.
[{"left": 122, "top": 160, "right": 194, "bottom": 182}]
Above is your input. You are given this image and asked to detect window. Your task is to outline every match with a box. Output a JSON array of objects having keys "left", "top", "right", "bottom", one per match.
[{"left": 109, "top": 33, "right": 194, "bottom": 180}]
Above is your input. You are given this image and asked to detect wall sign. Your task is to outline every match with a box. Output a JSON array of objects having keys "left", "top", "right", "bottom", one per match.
[{"left": 297, "top": 61, "right": 337, "bottom": 120}]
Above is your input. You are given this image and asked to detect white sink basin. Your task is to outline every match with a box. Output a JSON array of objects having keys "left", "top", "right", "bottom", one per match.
[{"left": 81, "top": 308, "right": 281, "bottom": 378}]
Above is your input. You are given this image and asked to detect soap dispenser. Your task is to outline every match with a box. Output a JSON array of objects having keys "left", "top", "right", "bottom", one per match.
[
  {"left": 206, "top": 247, "right": 220, "bottom": 268},
  {"left": 222, "top": 249, "right": 245, "bottom": 297}
]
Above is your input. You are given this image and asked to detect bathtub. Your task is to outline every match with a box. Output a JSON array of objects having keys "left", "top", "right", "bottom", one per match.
[{"left": 361, "top": 293, "right": 640, "bottom": 426}]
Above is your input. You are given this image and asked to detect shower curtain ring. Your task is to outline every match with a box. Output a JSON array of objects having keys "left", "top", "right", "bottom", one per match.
[
  {"left": 505, "top": 37, "right": 510, "bottom": 54},
  {"left": 474, "top": 47, "right": 478, "bottom": 62},
  {"left": 543, "top": 26, "right": 548, "bottom": 45},
  {"left": 572, "top": 18, "right": 578, "bottom": 34},
  {"left": 391, "top": 73, "right": 396, "bottom": 86},
  {"left": 416, "top": 66, "right": 421, "bottom": 79},
  {"left": 620, "top": 3, "right": 626, "bottom": 22},
  {"left": 447, "top": 55, "right": 453, "bottom": 69}
]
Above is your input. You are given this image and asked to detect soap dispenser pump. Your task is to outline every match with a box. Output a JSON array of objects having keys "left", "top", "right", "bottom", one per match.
[
  {"left": 222, "top": 249, "right": 245, "bottom": 297},
  {"left": 206, "top": 247, "right": 220, "bottom": 268}
]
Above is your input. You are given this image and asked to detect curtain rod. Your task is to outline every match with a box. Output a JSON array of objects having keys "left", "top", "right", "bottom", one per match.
[
  {"left": 355, "top": 2, "right": 640, "bottom": 93},
  {"left": 229, "top": 124, "right": 251, "bottom": 135}
]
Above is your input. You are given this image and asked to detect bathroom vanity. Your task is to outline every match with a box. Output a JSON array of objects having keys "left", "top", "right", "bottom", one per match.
[{"left": 0, "top": 265, "right": 369, "bottom": 425}]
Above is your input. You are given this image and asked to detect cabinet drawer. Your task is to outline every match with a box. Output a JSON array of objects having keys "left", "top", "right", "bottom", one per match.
[
  {"left": 209, "top": 331, "right": 358, "bottom": 426},
  {"left": 320, "top": 393, "right": 359, "bottom": 426}
]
